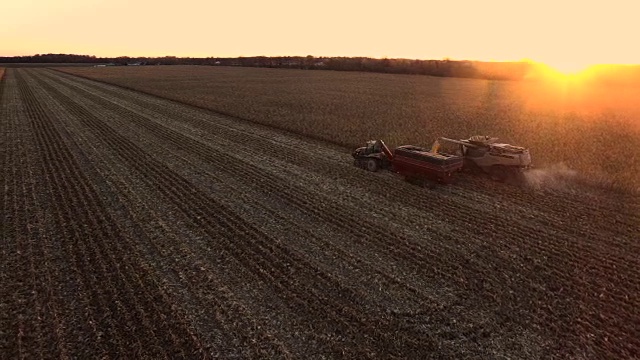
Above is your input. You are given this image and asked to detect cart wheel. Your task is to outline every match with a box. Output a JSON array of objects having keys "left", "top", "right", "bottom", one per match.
[{"left": 366, "top": 159, "right": 379, "bottom": 172}]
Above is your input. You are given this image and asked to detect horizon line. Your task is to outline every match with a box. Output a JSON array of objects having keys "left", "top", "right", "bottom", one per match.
[{"left": 3, "top": 53, "right": 640, "bottom": 67}]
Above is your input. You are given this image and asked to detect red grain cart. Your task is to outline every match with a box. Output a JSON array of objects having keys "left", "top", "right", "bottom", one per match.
[{"left": 353, "top": 140, "right": 464, "bottom": 185}]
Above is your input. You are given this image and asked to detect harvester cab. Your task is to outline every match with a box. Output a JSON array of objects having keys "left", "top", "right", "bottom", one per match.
[{"left": 431, "top": 135, "right": 532, "bottom": 181}]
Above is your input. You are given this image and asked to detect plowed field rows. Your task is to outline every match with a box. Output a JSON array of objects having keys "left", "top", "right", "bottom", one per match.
[{"left": 2, "top": 68, "right": 639, "bottom": 359}]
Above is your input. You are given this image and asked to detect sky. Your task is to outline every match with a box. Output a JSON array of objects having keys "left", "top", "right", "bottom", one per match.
[{"left": 3, "top": 0, "right": 639, "bottom": 70}]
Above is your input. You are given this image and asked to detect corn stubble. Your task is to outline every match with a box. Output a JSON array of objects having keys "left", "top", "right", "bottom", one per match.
[
  {"left": 60, "top": 65, "right": 640, "bottom": 191},
  {"left": 3, "top": 67, "right": 638, "bottom": 359}
]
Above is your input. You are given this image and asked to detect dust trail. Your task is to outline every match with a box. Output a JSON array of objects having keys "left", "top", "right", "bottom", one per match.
[{"left": 523, "top": 163, "right": 578, "bottom": 190}]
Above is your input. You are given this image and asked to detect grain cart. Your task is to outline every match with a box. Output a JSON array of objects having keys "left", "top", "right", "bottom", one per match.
[
  {"left": 353, "top": 140, "right": 464, "bottom": 185},
  {"left": 430, "top": 135, "right": 532, "bottom": 181}
]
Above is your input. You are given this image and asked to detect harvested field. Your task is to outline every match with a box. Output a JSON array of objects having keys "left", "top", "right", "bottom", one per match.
[
  {"left": 58, "top": 65, "right": 640, "bottom": 191},
  {"left": 2, "top": 68, "right": 639, "bottom": 358}
]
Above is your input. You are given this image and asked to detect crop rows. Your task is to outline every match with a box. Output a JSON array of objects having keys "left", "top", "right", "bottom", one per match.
[
  {"left": 7, "top": 69, "right": 208, "bottom": 358},
  {"left": 29, "top": 67, "right": 446, "bottom": 357},
  {"left": 2, "top": 68, "right": 639, "bottom": 359},
  {"left": 58, "top": 65, "right": 640, "bottom": 191}
]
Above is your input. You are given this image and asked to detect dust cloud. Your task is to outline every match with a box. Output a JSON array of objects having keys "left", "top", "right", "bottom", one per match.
[{"left": 523, "top": 163, "right": 578, "bottom": 190}]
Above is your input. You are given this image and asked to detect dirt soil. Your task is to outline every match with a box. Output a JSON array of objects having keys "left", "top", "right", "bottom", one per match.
[{"left": 2, "top": 68, "right": 639, "bottom": 359}]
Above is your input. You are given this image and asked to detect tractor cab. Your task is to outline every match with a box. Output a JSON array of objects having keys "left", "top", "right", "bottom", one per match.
[
  {"left": 354, "top": 140, "right": 383, "bottom": 157},
  {"left": 365, "top": 140, "right": 382, "bottom": 155},
  {"left": 352, "top": 140, "right": 393, "bottom": 171}
]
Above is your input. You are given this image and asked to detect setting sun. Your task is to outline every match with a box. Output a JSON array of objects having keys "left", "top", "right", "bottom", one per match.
[
  {"left": 542, "top": 59, "right": 594, "bottom": 75},
  {"left": 3, "top": 0, "right": 639, "bottom": 67}
]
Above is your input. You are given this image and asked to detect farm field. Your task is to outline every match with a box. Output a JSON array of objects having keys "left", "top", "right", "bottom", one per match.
[
  {"left": 58, "top": 65, "right": 640, "bottom": 192},
  {"left": 2, "top": 68, "right": 639, "bottom": 358}
]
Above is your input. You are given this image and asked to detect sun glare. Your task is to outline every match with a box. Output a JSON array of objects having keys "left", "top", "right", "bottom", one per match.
[
  {"left": 523, "top": 58, "right": 601, "bottom": 83},
  {"left": 545, "top": 60, "right": 594, "bottom": 76}
]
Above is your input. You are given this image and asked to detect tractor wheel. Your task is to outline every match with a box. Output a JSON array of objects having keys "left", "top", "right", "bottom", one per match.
[
  {"left": 366, "top": 159, "right": 379, "bottom": 172},
  {"left": 489, "top": 165, "right": 509, "bottom": 182}
]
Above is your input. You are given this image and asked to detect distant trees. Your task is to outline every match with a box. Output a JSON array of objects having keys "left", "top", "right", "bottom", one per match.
[
  {"left": 0, "top": 54, "right": 532, "bottom": 80},
  {"left": 7, "top": 53, "right": 637, "bottom": 83},
  {"left": 0, "top": 53, "right": 101, "bottom": 64}
]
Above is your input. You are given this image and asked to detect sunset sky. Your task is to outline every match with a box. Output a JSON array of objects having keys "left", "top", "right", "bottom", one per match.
[{"left": 3, "top": 0, "right": 639, "bottom": 71}]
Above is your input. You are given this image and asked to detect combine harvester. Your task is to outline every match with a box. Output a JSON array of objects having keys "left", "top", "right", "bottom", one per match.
[
  {"left": 353, "top": 136, "right": 532, "bottom": 185},
  {"left": 431, "top": 135, "right": 532, "bottom": 182},
  {"left": 352, "top": 140, "right": 464, "bottom": 186}
]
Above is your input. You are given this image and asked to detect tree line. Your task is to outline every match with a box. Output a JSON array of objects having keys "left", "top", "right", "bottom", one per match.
[
  {"left": 2, "top": 53, "right": 639, "bottom": 83},
  {"left": 0, "top": 53, "right": 532, "bottom": 80}
]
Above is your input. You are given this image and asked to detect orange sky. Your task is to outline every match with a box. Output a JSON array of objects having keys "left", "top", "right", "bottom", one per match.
[{"left": 3, "top": 0, "right": 639, "bottom": 70}]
